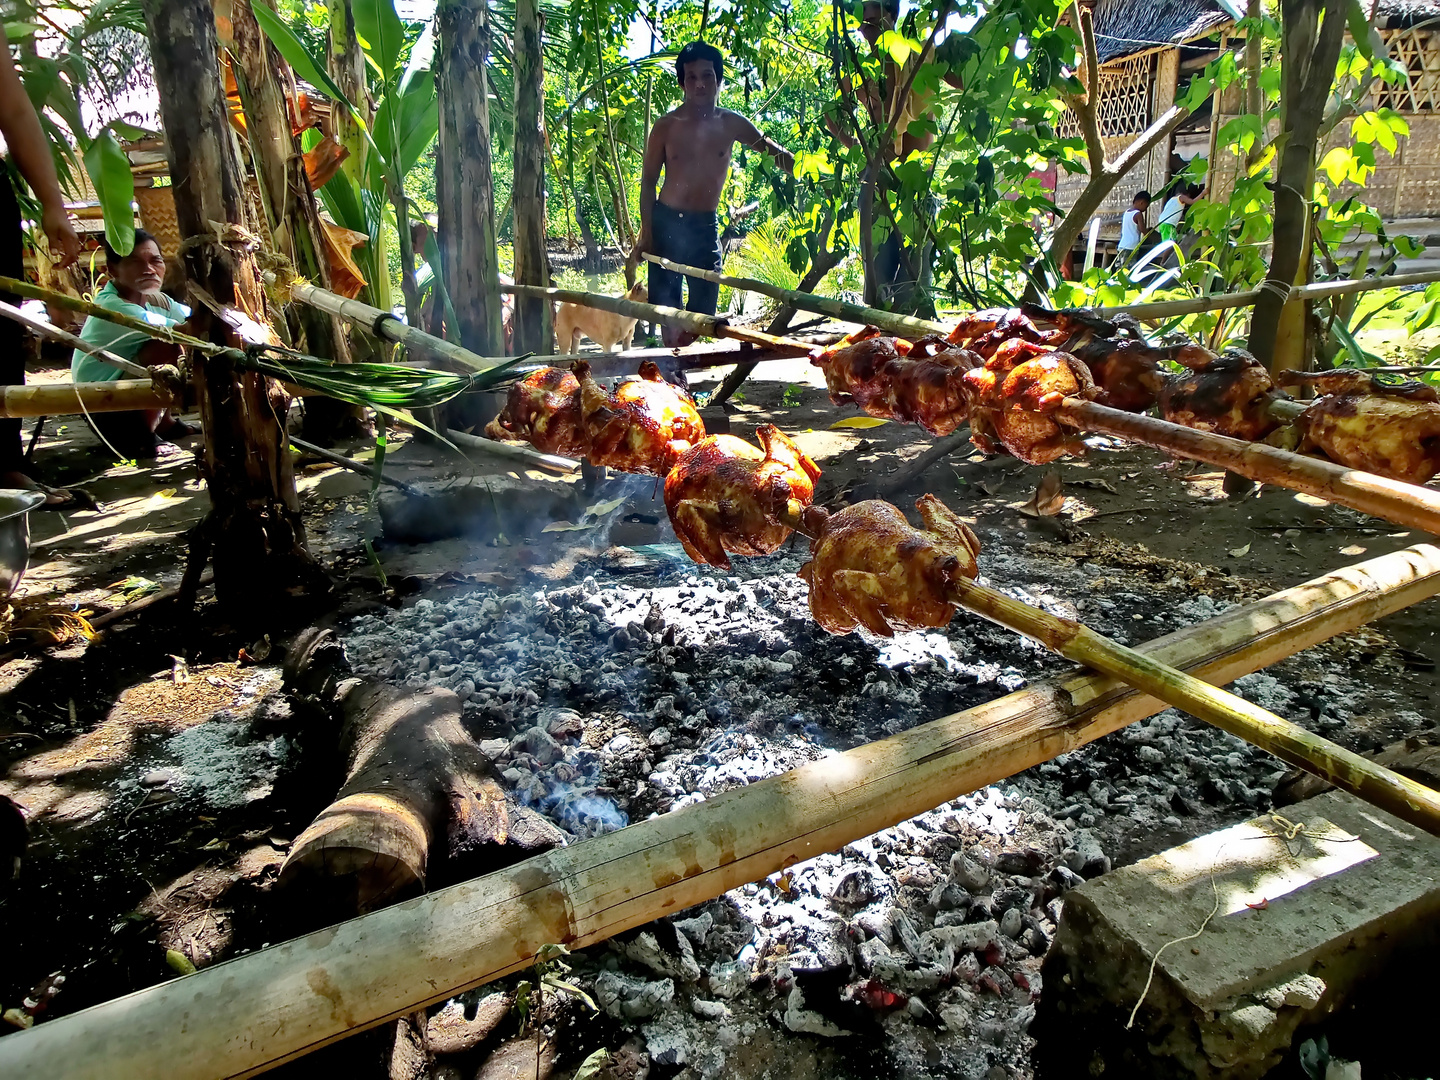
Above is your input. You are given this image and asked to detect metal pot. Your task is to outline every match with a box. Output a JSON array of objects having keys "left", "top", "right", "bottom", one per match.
[{"left": 0, "top": 490, "right": 47, "bottom": 600}]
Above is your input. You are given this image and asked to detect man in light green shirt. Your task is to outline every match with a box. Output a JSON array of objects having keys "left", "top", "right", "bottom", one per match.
[{"left": 71, "top": 230, "right": 195, "bottom": 458}]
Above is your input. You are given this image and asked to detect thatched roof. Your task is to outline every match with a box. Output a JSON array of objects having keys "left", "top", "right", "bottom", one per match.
[
  {"left": 1091, "top": 0, "right": 1236, "bottom": 64},
  {"left": 1093, "top": 0, "right": 1440, "bottom": 64}
]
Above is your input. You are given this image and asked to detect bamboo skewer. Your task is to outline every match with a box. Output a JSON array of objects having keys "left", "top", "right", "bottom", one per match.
[
  {"left": 6, "top": 543, "right": 1440, "bottom": 1080},
  {"left": 639, "top": 252, "right": 949, "bottom": 339},
  {"left": 0, "top": 300, "right": 149, "bottom": 378},
  {"left": 288, "top": 435, "right": 426, "bottom": 496},
  {"left": 283, "top": 278, "right": 515, "bottom": 374},
  {"left": 0, "top": 274, "right": 220, "bottom": 355},
  {"left": 500, "top": 282, "right": 815, "bottom": 355},
  {"left": 1059, "top": 397, "right": 1440, "bottom": 536},
  {"left": 445, "top": 427, "right": 580, "bottom": 474},
  {"left": 772, "top": 501, "right": 1440, "bottom": 834}
]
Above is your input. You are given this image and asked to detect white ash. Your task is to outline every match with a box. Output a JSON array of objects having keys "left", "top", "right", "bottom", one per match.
[{"left": 350, "top": 536, "right": 1436, "bottom": 1077}]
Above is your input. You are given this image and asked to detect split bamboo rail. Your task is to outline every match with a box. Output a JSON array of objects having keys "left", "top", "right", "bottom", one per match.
[
  {"left": 640, "top": 252, "right": 950, "bottom": 339},
  {"left": 446, "top": 427, "right": 579, "bottom": 474},
  {"left": 0, "top": 275, "right": 218, "bottom": 355},
  {"left": 6, "top": 542, "right": 1439, "bottom": 1079},
  {"left": 1059, "top": 398, "right": 1440, "bottom": 536},
  {"left": 500, "top": 282, "right": 815, "bottom": 355},
  {"left": 1097, "top": 268, "right": 1440, "bottom": 320}
]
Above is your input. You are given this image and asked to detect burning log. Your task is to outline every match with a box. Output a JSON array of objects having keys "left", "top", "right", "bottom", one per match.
[
  {"left": 279, "top": 629, "right": 565, "bottom": 915},
  {"left": 9, "top": 542, "right": 1440, "bottom": 1079}
]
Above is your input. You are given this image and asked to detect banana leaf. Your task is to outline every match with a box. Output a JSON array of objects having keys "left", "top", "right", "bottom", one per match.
[{"left": 82, "top": 127, "right": 135, "bottom": 256}]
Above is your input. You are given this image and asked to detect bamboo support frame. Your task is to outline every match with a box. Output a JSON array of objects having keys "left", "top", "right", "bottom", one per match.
[
  {"left": 1059, "top": 397, "right": 1440, "bottom": 536},
  {"left": 0, "top": 380, "right": 173, "bottom": 419},
  {"left": 7, "top": 542, "right": 1440, "bottom": 1079},
  {"left": 640, "top": 252, "right": 950, "bottom": 339},
  {"left": 1097, "top": 268, "right": 1440, "bottom": 320},
  {"left": 499, "top": 282, "right": 814, "bottom": 355}
]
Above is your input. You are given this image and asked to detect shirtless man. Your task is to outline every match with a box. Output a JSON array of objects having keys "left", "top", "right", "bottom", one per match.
[{"left": 635, "top": 41, "right": 794, "bottom": 348}]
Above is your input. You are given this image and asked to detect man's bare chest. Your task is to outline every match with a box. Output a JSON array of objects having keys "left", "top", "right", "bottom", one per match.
[{"left": 665, "top": 123, "right": 734, "bottom": 171}]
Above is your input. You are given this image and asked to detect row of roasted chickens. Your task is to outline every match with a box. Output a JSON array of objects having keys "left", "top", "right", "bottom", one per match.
[
  {"left": 483, "top": 361, "right": 980, "bottom": 637},
  {"left": 812, "top": 304, "right": 1440, "bottom": 486}
]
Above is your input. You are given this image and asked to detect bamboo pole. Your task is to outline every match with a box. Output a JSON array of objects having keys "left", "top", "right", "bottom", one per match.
[
  {"left": 288, "top": 435, "right": 426, "bottom": 497},
  {"left": 1096, "top": 269, "right": 1440, "bottom": 320},
  {"left": 283, "top": 278, "right": 512, "bottom": 374},
  {"left": 0, "top": 300, "right": 148, "bottom": 377},
  {"left": 7, "top": 542, "right": 1440, "bottom": 1080},
  {"left": 0, "top": 380, "right": 173, "bottom": 419},
  {"left": 1059, "top": 397, "right": 1440, "bottom": 536},
  {"left": 499, "top": 283, "right": 814, "bottom": 355},
  {"left": 640, "top": 252, "right": 950, "bottom": 339},
  {"left": 775, "top": 501, "right": 1440, "bottom": 833},
  {"left": 0, "top": 274, "right": 219, "bottom": 354},
  {"left": 445, "top": 427, "right": 579, "bottom": 474}
]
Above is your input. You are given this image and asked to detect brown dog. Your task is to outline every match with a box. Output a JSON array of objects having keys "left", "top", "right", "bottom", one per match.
[{"left": 553, "top": 280, "right": 647, "bottom": 353}]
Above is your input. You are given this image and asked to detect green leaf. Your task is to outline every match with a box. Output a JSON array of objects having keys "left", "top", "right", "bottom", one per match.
[
  {"left": 252, "top": 3, "right": 359, "bottom": 125},
  {"left": 573, "top": 1049, "right": 612, "bottom": 1080},
  {"left": 1319, "top": 146, "right": 1353, "bottom": 186},
  {"left": 372, "top": 71, "right": 438, "bottom": 184},
  {"left": 83, "top": 128, "right": 135, "bottom": 257},
  {"left": 353, "top": 0, "right": 408, "bottom": 89},
  {"left": 1347, "top": 0, "right": 1374, "bottom": 59}
]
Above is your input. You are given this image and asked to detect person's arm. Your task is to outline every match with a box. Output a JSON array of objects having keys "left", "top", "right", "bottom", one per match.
[
  {"left": 731, "top": 114, "right": 794, "bottom": 176},
  {"left": 0, "top": 26, "right": 78, "bottom": 267},
  {"left": 635, "top": 117, "right": 667, "bottom": 258}
]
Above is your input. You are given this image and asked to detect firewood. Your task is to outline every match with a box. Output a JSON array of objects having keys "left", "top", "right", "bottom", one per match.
[{"left": 279, "top": 629, "right": 565, "bottom": 914}]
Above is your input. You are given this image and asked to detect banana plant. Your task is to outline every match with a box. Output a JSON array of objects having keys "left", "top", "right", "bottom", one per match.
[
  {"left": 255, "top": 0, "right": 437, "bottom": 323},
  {"left": 9, "top": 2, "right": 156, "bottom": 256}
]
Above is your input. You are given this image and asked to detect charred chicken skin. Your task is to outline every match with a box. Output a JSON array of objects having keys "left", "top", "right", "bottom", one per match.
[
  {"left": 963, "top": 350, "right": 1100, "bottom": 464},
  {"left": 1157, "top": 349, "right": 1282, "bottom": 442},
  {"left": 664, "top": 425, "right": 821, "bottom": 570},
  {"left": 1276, "top": 371, "right": 1440, "bottom": 484},
  {"left": 798, "top": 495, "right": 982, "bottom": 636},
  {"left": 484, "top": 367, "right": 588, "bottom": 457},
  {"left": 1063, "top": 337, "right": 1216, "bottom": 413},
  {"left": 812, "top": 334, "right": 905, "bottom": 415},
  {"left": 576, "top": 359, "right": 705, "bottom": 475}
]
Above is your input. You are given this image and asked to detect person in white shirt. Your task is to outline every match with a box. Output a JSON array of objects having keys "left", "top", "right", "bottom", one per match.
[
  {"left": 1115, "top": 190, "right": 1150, "bottom": 265},
  {"left": 1158, "top": 184, "right": 1202, "bottom": 242}
]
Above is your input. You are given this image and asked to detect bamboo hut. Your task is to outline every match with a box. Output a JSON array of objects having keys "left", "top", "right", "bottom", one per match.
[{"left": 1053, "top": 0, "right": 1440, "bottom": 257}]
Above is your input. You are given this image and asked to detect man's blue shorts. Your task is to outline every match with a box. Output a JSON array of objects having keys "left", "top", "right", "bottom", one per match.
[{"left": 648, "top": 202, "right": 723, "bottom": 315}]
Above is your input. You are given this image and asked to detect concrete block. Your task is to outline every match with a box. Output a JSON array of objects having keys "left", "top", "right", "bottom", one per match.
[{"left": 1034, "top": 790, "right": 1440, "bottom": 1079}]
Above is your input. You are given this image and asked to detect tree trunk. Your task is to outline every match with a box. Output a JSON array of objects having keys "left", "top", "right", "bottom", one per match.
[
  {"left": 511, "top": 0, "right": 553, "bottom": 355},
  {"left": 279, "top": 629, "right": 565, "bottom": 919},
  {"left": 1247, "top": 0, "right": 1346, "bottom": 370},
  {"left": 228, "top": 0, "right": 364, "bottom": 443},
  {"left": 436, "top": 0, "right": 503, "bottom": 357},
  {"left": 142, "top": 0, "right": 322, "bottom": 613}
]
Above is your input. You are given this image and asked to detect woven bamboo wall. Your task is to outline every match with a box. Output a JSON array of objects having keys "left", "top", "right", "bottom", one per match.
[
  {"left": 1054, "top": 49, "right": 1179, "bottom": 234},
  {"left": 1209, "top": 28, "right": 1440, "bottom": 220}
]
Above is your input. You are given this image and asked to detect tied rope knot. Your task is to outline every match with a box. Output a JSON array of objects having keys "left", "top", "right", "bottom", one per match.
[{"left": 1258, "top": 279, "right": 1293, "bottom": 304}]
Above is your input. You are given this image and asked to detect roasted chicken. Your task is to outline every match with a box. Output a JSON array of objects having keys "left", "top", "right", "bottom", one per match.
[
  {"left": 576, "top": 360, "right": 705, "bottom": 475},
  {"left": 798, "top": 495, "right": 982, "bottom": 636},
  {"left": 963, "top": 350, "right": 1100, "bottom": 464},
  {"left": 484, "top": 367, "right": 589, "bottom": 457},
  {"left": 1157, "top": 349, "right": 1282, "bottom": 442},
  {"left": 811, "top": 333, "right": 975, "bottom": 435},
  {"left": 664, "top": 425, "right": 821, "bottom": 570},
  {"left": 1276, "top": 370, "right": 1440, "bottom": 484}
]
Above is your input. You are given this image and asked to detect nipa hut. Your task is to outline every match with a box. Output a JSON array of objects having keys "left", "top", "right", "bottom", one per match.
[{"left": 1054, "top": 0, "right": 1440, "bottom": 246}]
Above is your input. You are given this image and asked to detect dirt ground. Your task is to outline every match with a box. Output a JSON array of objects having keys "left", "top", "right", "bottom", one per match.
[{"left": 2, "top": 334, "right": 1439, "bottom": 1069}]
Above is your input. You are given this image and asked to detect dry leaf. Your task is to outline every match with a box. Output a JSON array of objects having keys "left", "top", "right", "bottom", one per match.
[
  {"left": 583, "top": 497, "right": 626, "bottom": 518},
  {"left": 1019, "top": 470, "right": 1065, "bottom": 518},
  {"left": 541, "top": 520, "right": 598, "bottom": 534},
  {"left": 830, "top": 416, "right": 891, "bottom": 429},
  {"left": 1229, "top": 543, "right": 1251, "bottom": 557},
  {"left": 1339, "top": 544, "right": 1367, "bottom": 556}
]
